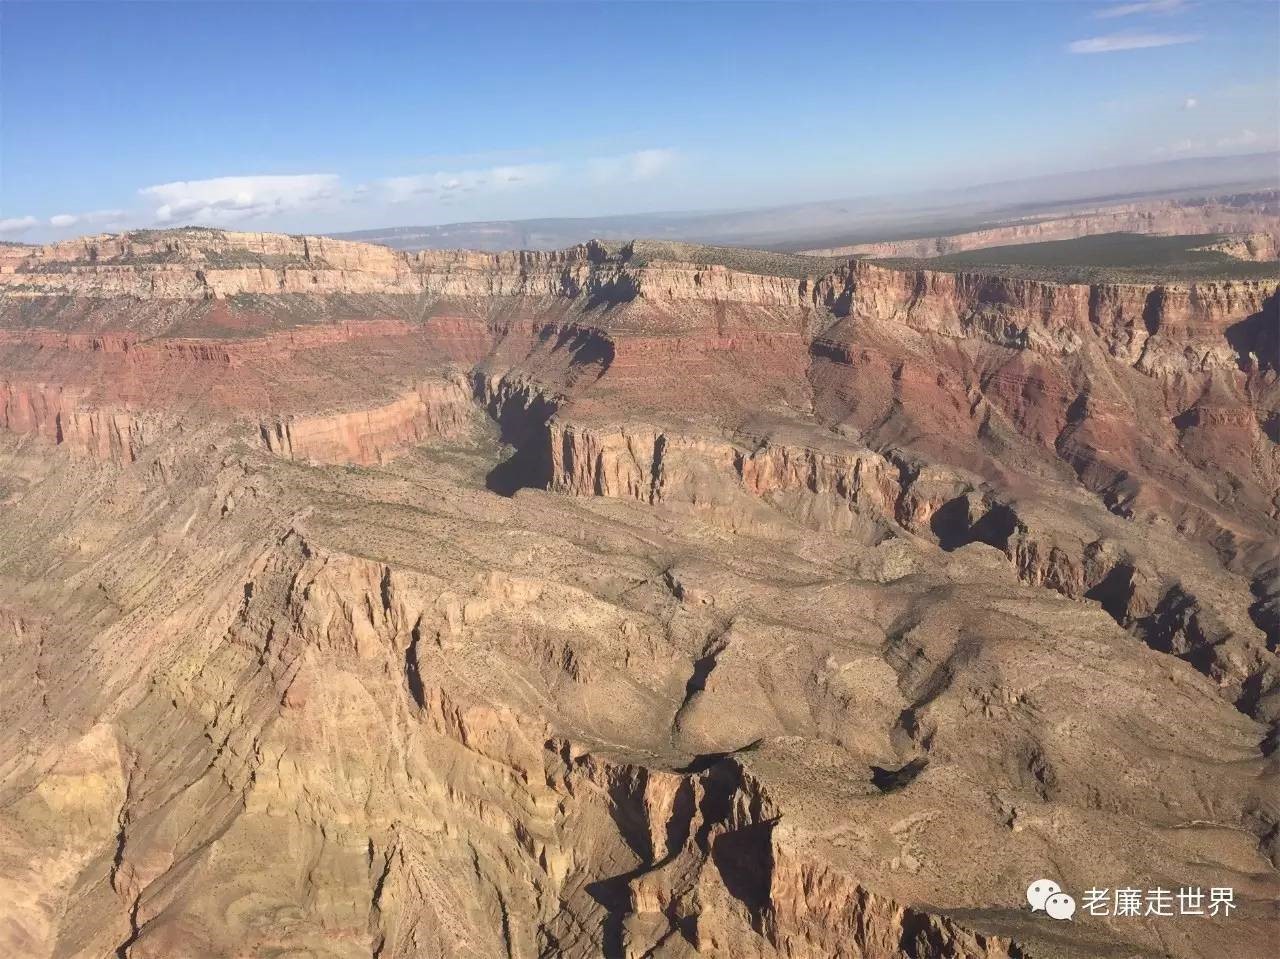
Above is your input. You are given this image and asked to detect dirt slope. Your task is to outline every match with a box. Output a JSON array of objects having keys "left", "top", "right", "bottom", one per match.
[{"left": 0, "top": 229, "right": 1276, "bottom": 958}]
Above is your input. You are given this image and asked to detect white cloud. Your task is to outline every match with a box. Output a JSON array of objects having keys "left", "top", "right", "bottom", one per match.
[
  {"left": 41, "top": 149, "right": 685, "bottom": 235},
  {"left": 587, "top": 148, "right": 678, "bottom": 184},
  {"left": 1152, "top": 138, "right": 1206, "bottom": 156},
  {"left": 378, "top": 163, "right": 556, "bottom": 204},
  {"left": 0, "top": 216, "right": 37, "bottom": 236},
  {"left": 1152, "top": 129, "right": 1269, "bottom": 157},
  {"left": 1067, "top": 32, "right": 1199, "bottom": 53},
  {"left": 631, "top": 148, "right": 678, "bottom": 179},
  {"left": 49, "top": 209, "right": 126, "bottom": 229},
  {"left": 1096, "top": 0, "right": 1186, "bottom": 19},
  {"left": 139, "top": 174, "right": 340, "bottom": 224},
  {"left": 1216, "top": 129, "right": 1260, "bottom": 149},
  {"left": 1182, "top": 96, "right": 1198, "bottom": 110}
]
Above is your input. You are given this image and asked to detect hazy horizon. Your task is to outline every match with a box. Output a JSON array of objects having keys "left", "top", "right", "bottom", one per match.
[
  {"left": 4, "top": 149, "right": 1277, "bottom": 251},
  {"left": 3, "top": 0, "right": 1277, "bottom": 243}
]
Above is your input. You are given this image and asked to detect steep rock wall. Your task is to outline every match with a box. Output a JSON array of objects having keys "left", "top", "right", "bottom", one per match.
[
  {"left": 547, "top": 422, "right": 901, "bottom": 541},
  {"left": 804, "top": 194, "right": 1280, "bottom": 258},
  {"left": 4, "top": 231, "right": 1274, "bottom": 386},
  {"left": 259, "top": 376, "right": 476, "bottom": 465},
  {"left": 540, "top": 418, "right": 1276, "bottom": 727},
  {"left": 0, "top": 381, "right": 150, "bottom": 462}
]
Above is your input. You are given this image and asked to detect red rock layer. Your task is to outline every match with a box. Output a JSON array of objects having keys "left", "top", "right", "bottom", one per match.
[
  {"left": 259, "top": 377, "right": 475, "bottom": 466},
  {"left": 0, "top": 230, "right": 1274, "bottom": 564}
]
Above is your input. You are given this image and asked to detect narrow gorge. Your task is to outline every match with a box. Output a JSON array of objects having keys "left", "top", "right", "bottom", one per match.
[{"left": 0, "top": 228, "right": 1276, "bottom": 959}]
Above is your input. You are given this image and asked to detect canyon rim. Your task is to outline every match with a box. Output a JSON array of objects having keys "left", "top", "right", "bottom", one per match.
[
  {"left": 4, "top": 0, "right": 1280, "bottom": 955},
  {"left": 0, "top": 228, "right": 1276, "bottom": 957}
]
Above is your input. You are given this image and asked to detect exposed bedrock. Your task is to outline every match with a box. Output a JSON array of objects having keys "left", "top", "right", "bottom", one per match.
[
  {"left": 546, "top": 422, "right": 899, "bottom": 544},
  {"left": 536, "top": 418, "right": 1278, "bottom": 728},
  {"left": 0, "top": 521, "right": 1038, "bottom": 959},
  {"left": 259, "top": 375, "right": 476, "bottom": 466},
  {"left": 0, "top": 318, "right": 421, "bottom": 364},
  {"left": 3, "top": 228, "right": 1279, "bottom": 958},
  {"left": 1, "top": 414, "right": 1276, "bottom": 958},
  {"left": 802, "top": 193, "right": 1280, "bottom": 258},
  {"left": 0, "top": 380, "right": 152, "bottom": 462},
  {"left": 930, "top": 491, "right": 1280, "bottom": 728},
  {"left": 3, "top": 229, "right": 1274, "bottom": 359},
  {"left": 3, "top": 232, "right": 1274, "bottom": 627},
  {"left": 831, "top": 263, "right": 1277, "bottom": 375}
]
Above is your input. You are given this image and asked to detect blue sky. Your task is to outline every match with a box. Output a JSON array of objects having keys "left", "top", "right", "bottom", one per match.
[{"left": 2, "top": 0, "right": 1276, "bottom": 239}]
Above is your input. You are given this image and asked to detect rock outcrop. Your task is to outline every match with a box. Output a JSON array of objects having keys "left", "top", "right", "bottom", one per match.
[
  {"left": 0, "top": 227, "right": 1277, "bottom": 959},
  {"left": 259, "top": 376, "right": 475, "bottom": 465},
  {"left": 803, "top": 191, "right": 1280, "bottom": 258}
]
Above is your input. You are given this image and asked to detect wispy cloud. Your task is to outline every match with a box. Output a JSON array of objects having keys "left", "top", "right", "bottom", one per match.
[
  {"left": 49, "top": 209, "right": 126, "bottom": 229},
  {"left": 1152, "top": 138, "right": 1205, "bottom": 156},
  {"left": 139, "top": 174, "right": 340, "bottom": 223},
  {"left": 1152, "top": 128, "right": 1271, "bottom": 157},
  {"left": 40, "top": 147, "right": 685, "bottom": 236},
  {"left": 1067, "top": 32, "right": 1199, "bottom": 53},
  {"left": 0, "top": 216, "right": 38, "bottom": 236},
  {"left": 375, "top": 150, "right": 677, "bottom": 205},
  {"left": 586, "top": 148, "right": 679, "bottom": 184},
  {"left": 378, "top": 163, "right": 557, "bottom": 204},
  {"left": 1216, "top": 128, "right": 1260, "bottom": 149},
  {"left": 1096, "top": 0, "right": 1187, "bottom": 19},
  {"left": 1182, "top": 96, "right": 1198, "bottom": 110}
]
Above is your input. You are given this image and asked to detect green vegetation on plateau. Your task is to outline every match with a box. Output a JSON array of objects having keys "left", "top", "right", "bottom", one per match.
[
  {"left": 624, "top": 240, "right": 845, "bottom": 278},
  {"left": 876, "top": 232, "right": 1279, "bottom": 283}
]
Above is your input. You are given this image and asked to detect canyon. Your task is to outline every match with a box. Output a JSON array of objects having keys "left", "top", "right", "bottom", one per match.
[
  {"left": 801, "top": 192, "right": 1280, "bottom": 259},
  {"left": 0, "top": 227, "right": 1277, "bottom": 959}
]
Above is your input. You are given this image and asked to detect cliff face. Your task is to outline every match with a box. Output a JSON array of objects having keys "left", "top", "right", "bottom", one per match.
[
  {"left": 1, "top": 227, "right": 1277, "bottom": 959},
  {"left": 259, "top": 376, "right": 475, "bottom": 465},
  {"left": 1, "top": 231, "right": 829, "bottom": 310},
  {"left": 1193, "top": 231, "right": 1279, "bottom": 262},
  {"left": 5, "top": 230, "right": 1273, "bottom": 391},
  {"left": 2, "top": 229, "right": 1271, "bottom": 359},
  {"left": 2, "top": 228, "right": 1274, "bottom": 630},
  {"left": 839, "top": 260, "right": 1276, "bottom": 373},
  {"left": 1, "top": 381, "right": 151, "bottom": 461},
  {"left": 804, "top": 192, "right": 1280, "bottom": 258}
]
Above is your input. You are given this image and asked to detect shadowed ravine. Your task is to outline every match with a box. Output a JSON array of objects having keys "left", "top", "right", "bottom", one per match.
[{"left": 0, "top": 228, "right": 1276, "bottom": 959}]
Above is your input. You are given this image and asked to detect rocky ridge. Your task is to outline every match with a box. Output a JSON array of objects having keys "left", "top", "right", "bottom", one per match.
[
  {"left": 0, "top": 228, "right": 1277, "bottom": 959},
  {"left": 801, "top": 192, "right": 1280, "bottom": 258}
]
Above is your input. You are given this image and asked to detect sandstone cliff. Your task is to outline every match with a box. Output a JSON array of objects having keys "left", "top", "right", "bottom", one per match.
[
  {"left": 803, "top": 192, "right": 1280, "bottom": 258},
  {"left": 0, "top": 227, "right": 1276, "bottom": 959}
]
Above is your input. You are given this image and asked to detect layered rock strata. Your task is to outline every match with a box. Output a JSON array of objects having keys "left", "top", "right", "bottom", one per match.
[
  {"left": 0, "top": 228, "right": 1277, "bottom": 959},
  {"left": 802, "top": 192, "right": 1280, "bottom": 258}
]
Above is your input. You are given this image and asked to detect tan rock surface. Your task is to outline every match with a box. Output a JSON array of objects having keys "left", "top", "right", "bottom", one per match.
[
  {"left": 0, "top": 229, "right": 1276, "bottom": 958},
  {"left": 802, "top": 192, "right": 1280, "bottom": 258}
]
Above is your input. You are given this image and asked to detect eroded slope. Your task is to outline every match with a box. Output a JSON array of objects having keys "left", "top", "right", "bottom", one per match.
[{"left": 0, "top": 228, "right": 1277, "bottom": 958}]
